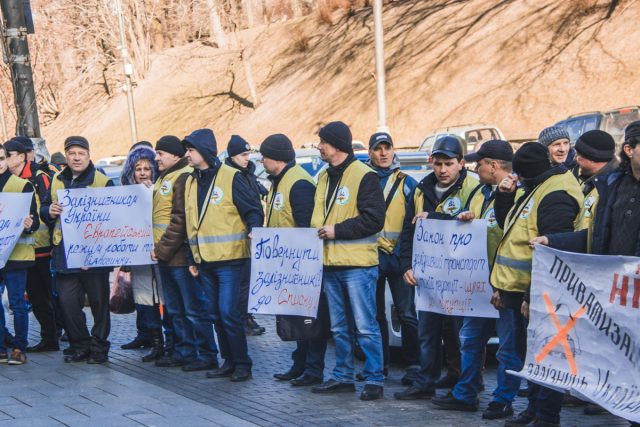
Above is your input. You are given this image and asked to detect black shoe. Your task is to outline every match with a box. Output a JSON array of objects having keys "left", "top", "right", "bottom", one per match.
[
  {"left": 120, "top": 337, "right": 152, "bottom": 350},
  {"left": 482, "top": 401, "right": 514, "bottom": 420},
  {"left": 87, "top": 353, "right": 108, "bottom": 364},
  {"left": 527, "top": 421, "right": 559, "bottom": 427},
  {"left": 63, "top": 346, "right": 75, "bottom": 356},
  {"left": 290, "top": 374, "right": 322, "bottom": 387},
  {"left": 64, "top": 351, "right": 90, "bottom": 363},
  {"left": 394, "top": 386, "right": 435, "bottom": 400},
  {"left": 273, "top": 367, "right": 304, "bottom": 381},
  {"left": 244, "top": 316, "right": 265, "bottom": 336},
  {"left": 360, "top": 384, "right": 383, "bottom": 401},
  {"left": 311, "top": 379, "right": 356, "bottom": 394},
  {"left": 435, "top": 374, "right": 459, "bottom": 389},
  {"left": 26, "top": 341, "right": 60, "bottom": 353},
  {"left": 141, "top": 333, "right": 164, "bottom": 363},
  {"left": 182, "top": 360, "right": 218, "bottom": 372},
  {"left": 206, "top": 361, "right": 234, "bottom": 378},
  {"left": 431, "top": 392, "right": 477, "bottom": 411},
  {"left": 155, "top": 356, "right": 185, "bottom": 367},
  {"left": 562, "top": 393, "right": 586, "bottom": 407},
  {"left": 401, "top": 367, "right": 419, "bottom": 386},
  {"left": 584, "top": 404, "right": 608, "bottom": 415},
  {"left": 230, "top": 366, "right": 252, "bottom": 382},
  {"left": 504, "top": 409, "right": 536, "bottom": 427}
]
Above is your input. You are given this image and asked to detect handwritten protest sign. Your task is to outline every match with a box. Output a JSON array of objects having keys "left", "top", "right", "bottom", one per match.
[
  {"left": 58, "top": 184, "right": 154, "bottom": 268},
  {"left": 508, "top": 245, "right": 640, "bottom": 423},
  {"left": 0, "top": 193, "right": 32, "bottom": 269},
  {"left": 248, "top": 227, "right": 323, "bottom": 317},
  {"left": 412, "top": 218, "right": 496, "bottom": 318}
]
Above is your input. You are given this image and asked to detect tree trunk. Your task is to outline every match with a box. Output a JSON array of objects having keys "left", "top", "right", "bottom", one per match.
[{"left": 206, "top": 0, "right": 228, "bottom": 48}]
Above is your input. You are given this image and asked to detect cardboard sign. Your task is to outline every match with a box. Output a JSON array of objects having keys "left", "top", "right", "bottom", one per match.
[{"left": 0, "top": 192, "right": 32, "bottom": 269}]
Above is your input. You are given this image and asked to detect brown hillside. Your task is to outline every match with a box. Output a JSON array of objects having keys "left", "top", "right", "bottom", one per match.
[{"left": 42, "top": 0, "right": 640, "bottom": 158}]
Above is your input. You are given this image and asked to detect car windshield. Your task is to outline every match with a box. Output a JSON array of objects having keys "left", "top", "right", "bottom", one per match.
[{"left": 562, "top": 116, "right": 600, "bottom": 143}]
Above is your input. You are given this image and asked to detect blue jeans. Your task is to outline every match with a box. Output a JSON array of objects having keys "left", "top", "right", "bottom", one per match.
[
  {"left": 0, "top": 269, "right": 29, "bottom": 352},
  {"left": 159, "top": 265, "right": 217, "bottom": 363},
  {"left": 493, "top": 307, "right": 527, "bottom": 404},
  {"left": 323, "top": 267, "right": 383, "bottom": 386},
  {"left": 199, "top": 263, "right": 251, "bottom": 368},
  {"left": 452, "top": 316, "right": 495, "bottom": 404}
]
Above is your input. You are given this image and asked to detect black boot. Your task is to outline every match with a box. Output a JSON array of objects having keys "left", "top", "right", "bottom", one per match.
[
  {"left": 141, "top": 330, "right": 164, "bottom": 363},
  {"left": 121, "top": 336, "right": 152, "bottom": 350}
]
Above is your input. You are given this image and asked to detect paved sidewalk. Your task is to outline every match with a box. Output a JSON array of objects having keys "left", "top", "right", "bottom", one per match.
[{"left": 3, "top": 308, "right": 634, "bottom": 427}]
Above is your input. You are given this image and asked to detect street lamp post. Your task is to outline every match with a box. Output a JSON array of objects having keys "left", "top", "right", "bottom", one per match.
[
  {"left": 373, "top": 0, "right": 389, "bottom": 134},
  {"left": 114, "top": 0, "right": 138, "bottom": 144}
]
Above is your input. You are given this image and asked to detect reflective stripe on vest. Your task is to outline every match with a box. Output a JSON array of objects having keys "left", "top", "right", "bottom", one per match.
[
  {"left": 51, "top": 170, "right": 111, "bottom": 246},
  {"left": 152, "top": 165, "right": 192, "bottom": 244},
  {"left": 310, "top": 160, "right": 378, "bottom": 267},
  {"left": 490, "top": 171, "right": 583, "bottom": 292},
  {"left": 3, "top": 174, "right": 35, "bottom": 262},
  {"left": 266, "top": 165, "right": 315, "bottom": 228},
  {"left": 185, "top": 165, "right": 249, "bottom": 263},
  {"left": 378, "top": 169, "right": 406, "bottom": 254},
  {"left": 574, "top": 186, "right": 598, "bottom": 254}
]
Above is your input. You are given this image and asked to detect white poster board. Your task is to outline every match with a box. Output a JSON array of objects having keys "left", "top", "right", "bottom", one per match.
[
  {"left": 0, "top": 192, "right": 32, "bottom": 269},
  {"left": 248, "top": 227, "right": 323, "bottom": 317},
  {"left": 509, "top": 245, "right": 640, "bottom": 423},
  {"left": 57, "top": 184, "right": 154, "bottom": 268},
  {"left": 412, "top": 218, "right": 497, "bottom": 318}
]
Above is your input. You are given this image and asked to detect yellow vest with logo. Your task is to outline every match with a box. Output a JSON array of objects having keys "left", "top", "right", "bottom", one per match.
[
  {"left": 266, "top": 165, "right": 315, "bottom": 228},
  {"left": 574, "top": 186, "right": 598, "bottom": 253},
  {"left": 51, "top": 170, "right": 110, "bottom": 246},
  {"left": 468, "top": 186, "right": 503, "bottom": 266},
  {"left": 378, "top": 169, "right": 407, "bottom": 254},
  {"left": 310, "top": 160, "right": 378, "bottom": 267},
  {"left": 152, "top": 165, "right": 192, "bottom": 244},
  {"left": 3, "top": 174, "right": 36, "bottom": 262},
  {"left": 185, "top": 165, "right": 249, "bottom": 263},
  {"left": 491, "top": 171, "right": 583, "bottom": 292},
  {"left": 413, "top": 173, "right": 480, "bottom": 217}
]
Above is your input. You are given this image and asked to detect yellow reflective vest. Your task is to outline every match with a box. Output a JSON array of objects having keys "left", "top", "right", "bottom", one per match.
[
  {"left": 378, "top": 169, "right": 407, "bottom": 254},
  {"left": 266, "top": 165, "right": 315, "bottom": 228},
  {"left": 468, "top": 185, "right": 503, "bottom": 266},
  {"left": 152, "top": 165, "right": 192, "bottom": 244},
  {"left": 491, "top": 171, "right": 583, "bottom": 292},
  {"left": 413, "top": 173, "right": 480, "bottom": 217},
  {"left": 185, "top": 165, "right": 249, "bottom": 263},
  {"left": 3, "top": 174, "right": 36, "bottom": 262},
  {"left": 50, "top": 170, "right": 110, "bottom": 246},
  {"left": 574, "top": 186, "right": 598, "bottom": 253},
  {"left": 311, "top": 160, "right": 378, "bottom": 267}
]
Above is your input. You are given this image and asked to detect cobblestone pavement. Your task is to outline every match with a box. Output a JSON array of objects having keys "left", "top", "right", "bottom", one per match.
[{"left": 5, "top": 309, "right": 634, "bottom": 427}]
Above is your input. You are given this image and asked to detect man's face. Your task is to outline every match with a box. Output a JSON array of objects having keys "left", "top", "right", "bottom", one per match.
[
  {"left": 433, "top": 155, "right": 463, "bottom": 186},
  {"left": 548, "top": 138, "right": 570, "bottom": 165},
  {"left": 0, "top": 149, "right": 7, "bottom": 174},
  {"left": 65, "top": 147, "right": 91, "bottom": 174},
  {"left": 262, "top": 157, "right": 280, "bottom": 175},
  {"left": 575, "top": 152, "right": 597, "bottom": 176},
  {"left": 185, "top": 147, "right": 206, "bottom": 169},
  {"left": 155, "top": 150, "right": 180, "bottom": 172},
  {"left": 6, "top": 151, "right": 25, "bottom": 175},
  {"left": 369, "top": 143, "right": 393, "bottom": 168},
  {"left": 318, "top": 139, "right": 338, "bottom": 163},
  {"left": 475, "top": 158, "right": 495, "bottom": 185},
  {"left": 231, "top": 152, "right": 250, "bottom": 169},
  {"left": 624, "top": 143, "right": 640, "bottom": 174}
]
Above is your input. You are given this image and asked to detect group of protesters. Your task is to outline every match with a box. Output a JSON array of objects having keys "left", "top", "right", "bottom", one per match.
[{"left": 0, "top": 117, "right": 639, "bottom": 427}]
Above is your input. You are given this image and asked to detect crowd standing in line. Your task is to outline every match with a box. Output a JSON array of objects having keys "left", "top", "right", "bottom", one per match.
[{"left": 0, "top": 119, "right": 639, "bottom": 427}]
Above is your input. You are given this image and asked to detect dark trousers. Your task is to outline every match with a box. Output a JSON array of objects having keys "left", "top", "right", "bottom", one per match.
[
  {"left": 57, "top": 270, "right": 110, "bottom": 355},
  {"left": 443, "top": 316, "right": 461, "bottom": 377},
  {"left": 26, "top": 257, "right": 58, "bottom": 343},
  {"left": 375, "top": 251, "right": 419, "bottom": 367}
]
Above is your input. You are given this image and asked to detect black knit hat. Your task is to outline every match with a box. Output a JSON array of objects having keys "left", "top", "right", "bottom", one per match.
[
  {"left": 155, "top": 135, "right": 185, "bottom": 157},
  {"left": 227, "top": 135, "right": 251, "bottom": 157},
  {"left": 260, "top": 134, "right": 295, "bottom": 162},
  {"left": 319, "top": 121, "right": 353, "bottom": 154},
  {"left": 624, "top": 120, "right": 640, "bottom": 145},
  {"left": 512, "top": 142, "right": 552, "bottom": 179},
  {"left": 64, "top": 136, "right": 90, "bottom": 151},
  {"left": 575, "top": 130, "right": 615, "bottom": 162}
]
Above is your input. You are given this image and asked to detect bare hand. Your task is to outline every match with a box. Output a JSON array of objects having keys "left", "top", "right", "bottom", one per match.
[
  {"left": 498, "top": 174, "right": 518, "bottom": 193},
  {"left": 490, "top": 291, "right": 502, "bottom": 310},
  {"left": 23, "top": 215, "right": 33, "bottom": 230},
  {"left": 49, "top": 202, "right": 63, "bottom": 218},
  {"left": 150, "top": 249, "right": 157, "bottom": 261},
  {"left": 412, "top": 212, "right": 429, "bottom": 224},
  {"left": 141, "top": 180, "right": 153, "bottom": 188},
  {"left": 318, "top": 225, "right": 335, "bottom": 240},
  {"left": 529, "top": 236, "right": 549, "bottom": 248},
  {"left": 189, "top": 265, "right": 199, "bottom": 277},
  {"left": 403, "top": 269, "right": 417, "bottom": 286},
  {"left": 521, "top": 301, "right": 530, "bottom": 319},
  {"left": 457, "top": 211, "right": 475, "bottom": 222}
]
